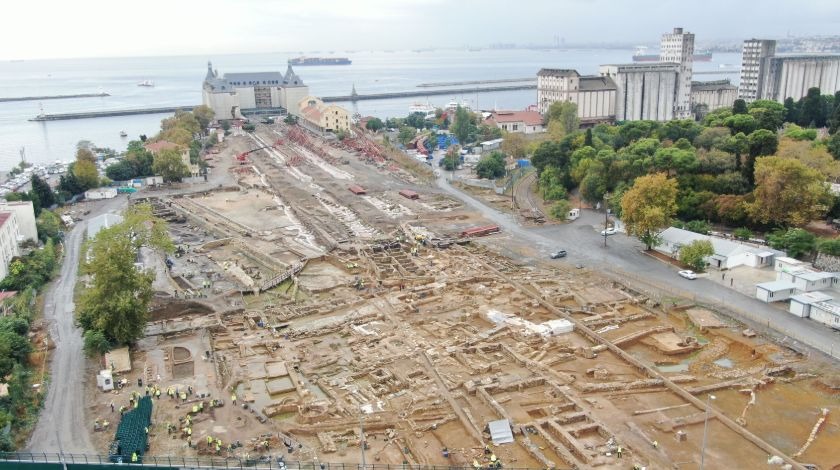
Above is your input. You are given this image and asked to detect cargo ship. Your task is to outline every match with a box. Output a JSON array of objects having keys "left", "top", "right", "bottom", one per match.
[
  {"left": 288, "top": 57, "right": 352, "bottom": 66},
  {"left": 632, "top": 46, "right": 712, "bottom": 62}
]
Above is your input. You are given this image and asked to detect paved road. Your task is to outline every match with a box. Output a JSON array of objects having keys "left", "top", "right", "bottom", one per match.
[
  {"left": 435, "top": 169, "right": 840, "bottom": 361},
  {"left": 27, "top": 198, "right": 126, "bottom": 453}
]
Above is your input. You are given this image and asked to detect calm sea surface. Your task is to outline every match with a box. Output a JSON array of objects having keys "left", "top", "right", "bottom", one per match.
[{"left": 0, "top": 49, "right": 742, "bottom": 169}]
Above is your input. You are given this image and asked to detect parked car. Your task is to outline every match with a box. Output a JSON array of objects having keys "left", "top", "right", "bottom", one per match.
[
  {"left": 678, "top": 270, "right": 697, "bottom": 280},
  {"left": 550, "top": 250, "right": 567, "bottom": 259},
  {"left": 600, "top": 227, "right": 617, "bottom": 236}
]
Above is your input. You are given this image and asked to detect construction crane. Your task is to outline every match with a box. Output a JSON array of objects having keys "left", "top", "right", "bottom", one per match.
[{"left": 236, "top": 139, "right": 284, "bottom": 164}]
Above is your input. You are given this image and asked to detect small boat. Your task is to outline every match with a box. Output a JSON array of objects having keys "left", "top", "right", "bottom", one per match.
[
  {"left": 137, "top": 80, "right": 154, "bottom": 87},
  {"left": 120, "top": 131, "right": 128, "bottom": 137}
]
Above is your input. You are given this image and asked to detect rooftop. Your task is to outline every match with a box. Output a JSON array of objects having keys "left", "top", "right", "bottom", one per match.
[
  {"left": 144, "top": 141, "right": 182, "bottom": 154},
  {"left": 756, "top": 280, "right": 796, "bottom": 292},
  {"left": 659, "top": 227, "right": 785, "bottom": 259},
  {"left": 579, "top": 75, "right": 617, "bottom": 91},
  {"left": 487, "top": 111, "right": 544, "bottom": 126},
  {"left": 691, "top": 80, "right": 737, "bottom": 91},
  {"left": 790, "top": 291, "right": 834, "bottom": 305},
  {"left": 537, "top": 68, "right": 579, "bottom": 77},
  {"left": 796, "top": 271, "right": 836, "bottom": 282}
]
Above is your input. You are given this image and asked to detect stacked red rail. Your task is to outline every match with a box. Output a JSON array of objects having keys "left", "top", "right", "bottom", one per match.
[{"left": 460, "top": 225, "right": 501, "bottom": 238}]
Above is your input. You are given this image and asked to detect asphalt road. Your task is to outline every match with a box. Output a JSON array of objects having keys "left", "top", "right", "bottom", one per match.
[
  {"left": 435, "top": 169, "right": 840, "bottom": 361},
  {"left": 27, "top": 197, "right": 127, "bottom": 454}
]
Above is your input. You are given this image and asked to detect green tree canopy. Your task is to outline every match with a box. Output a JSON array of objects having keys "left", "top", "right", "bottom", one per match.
[
  {"left": 365, "top": 117, "right": 384, "bottom": 132},
  {"left": 620, "top": 173, "right": 678, "bottom": 249},
  {"left": 475, "top": 151, "right": 506, "bottom": 179},
  {"left": 77, "top": 204, "right": 173, "bottom": 345},
  {"left": 73, "top": 159, "right": 101, "bottom": 191},
  {"left": 767, "top": 228, "right": 816, "bottom": 259},
  {"left": 748, "top": 156, "right": 830, "bottom": 227},
  {"left": 152, "top": 148, "right": 190, "bottom": 183},
  {"left": 450, "top": 106, "right": 474, "bottom": 144},
  {"left": 679, "top": 239, "right": 714, "bottom": 272},
  {"left": 546, "top": 101, "right": 580, "bottom": 136}
]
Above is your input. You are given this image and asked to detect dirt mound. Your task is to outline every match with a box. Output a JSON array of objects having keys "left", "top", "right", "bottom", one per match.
[{"left": 148, "top": 298, "right": 214, "bottom": 321}]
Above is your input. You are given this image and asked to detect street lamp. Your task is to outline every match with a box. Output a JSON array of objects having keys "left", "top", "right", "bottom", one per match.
[
  {"left": 603, "top": 192, "right": 611, "bottom": 247},
  {"left": 700, "top": 394, "right": 716, "bottom": 470}
]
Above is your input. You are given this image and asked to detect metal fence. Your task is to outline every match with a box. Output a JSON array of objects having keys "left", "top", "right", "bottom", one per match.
[{"left": 0, "top": 453, "right": 538, "bottom": 470}]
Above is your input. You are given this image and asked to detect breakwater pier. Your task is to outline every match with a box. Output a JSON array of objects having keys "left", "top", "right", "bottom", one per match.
[
  {"left": 30, "top": 84, "right": 538, "bottom": 121},
  {"left": 1, "top": 92, "right": 109, "bottom": 103}
]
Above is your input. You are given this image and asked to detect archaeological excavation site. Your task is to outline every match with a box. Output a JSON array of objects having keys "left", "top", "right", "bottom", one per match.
[{"left": 88, "top": 123, "right": 840, "bottom": 470}]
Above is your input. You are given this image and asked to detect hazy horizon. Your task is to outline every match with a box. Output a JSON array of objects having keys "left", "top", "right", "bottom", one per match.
[{"left": 5, "top": 0, "right": 840, "bottom": 61}]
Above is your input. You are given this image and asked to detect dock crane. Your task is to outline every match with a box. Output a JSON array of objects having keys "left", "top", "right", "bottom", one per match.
[{"left": 236, "top": 139, "right": 284, "bottom": 164}]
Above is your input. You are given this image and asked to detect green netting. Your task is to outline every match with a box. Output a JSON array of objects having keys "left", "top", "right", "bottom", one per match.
[{"left": 110, "top": 395, "right": 153, "bottom": 462}]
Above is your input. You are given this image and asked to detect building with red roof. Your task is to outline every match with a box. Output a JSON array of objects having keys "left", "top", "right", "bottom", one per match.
[{"left": 485, "top": 111, "right": 545, "bottom": 134}]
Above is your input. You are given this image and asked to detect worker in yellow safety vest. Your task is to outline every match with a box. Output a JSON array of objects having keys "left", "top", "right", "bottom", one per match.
[
  {"left": 490, "top": 454, "right": 497, "bottom": 463},
  {"left": 131, "top": 452, "right": 138, "bottom": 463},
  {"left": 231, "top": 393, "right": 237, "bottom": 405},
  {"left": 472, "top": 460, "right": 480, "bottom": 469},
  {"left": 207, "top": 435, "right": 213, "bottom": 445}
]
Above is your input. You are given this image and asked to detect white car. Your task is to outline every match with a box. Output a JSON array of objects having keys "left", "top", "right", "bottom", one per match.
[
  {"left": 678, "top": 270, "right": 697, "bottom": 280},
  {"left": 600, "top": 227, "right": 617, "bottom": 236}
]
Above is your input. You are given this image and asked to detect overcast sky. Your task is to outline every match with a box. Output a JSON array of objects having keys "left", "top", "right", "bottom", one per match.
[{"left": 5, "top": 0, "right": 840, "bottom": 60}]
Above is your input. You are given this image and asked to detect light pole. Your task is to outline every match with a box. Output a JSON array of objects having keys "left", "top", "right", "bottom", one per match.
[
  {"left": 700, "top": 394, "right": 716, "bottom": 470},
  {"left": 603, "top": 192, "right": 611, "bottom": 247}
]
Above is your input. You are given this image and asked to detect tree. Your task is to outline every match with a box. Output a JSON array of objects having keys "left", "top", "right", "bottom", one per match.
[
  {"left": 693, "top": 127, "right": 730, "bottom": 150},
  {"left": 531, "top": 139, "right": 573, "bottom": 177},
  {"left": 784, "top": 124, "right": 817, "bottom": 141},
  {"left": 679, "top": 240, "right": 714, "bottom": 272},
  {"left": 397, "top": 126, "right": 417, "bottom": 145},
  {"left": 767, "top": 228, "right": 816, "bottom": 259},
  {"left": 365, "top": 117, "right": 384, "bottom": 132},
  {"left": 584, "top": 128, "right": 593, "bottom": 147},
  {"left": 501, "top": 132, "right": 527, "bottom": 159},
  {"left": 0, "top": 330, "right": 31, "bottom": 377},
  {"left": 659, "top": 119, "right": 702, "bottom": 143},
  {"left": 817, "top": 237, "right": 840, "bottom": 256},
  {"left": 77, "top": 204, "right": 172, "bottom": 345},
  {"left": 747, "top": 157, "right": 829, "bottom": 227},
  {"left": 732, "top": 99, "right": 748, "bottom": 115},
  {"left": 152, "top": 148, "right": 190, "bottom": 183},
  {"left": 36, "top": 210, "right": 62, "bottom": 243},
  {"left": 829, "top": 91, "right": 840, "bottom": 134},
  {"left": 192, "top": 105, "right": 215, "bottom": 130},
  {"left": 828, "top": 133, "right": 840, "bottom": 160},
  {"left": 105, "top": 161, "right": 136, "bottom": 181},
  {"left": 83, "top": 330, "right": 112, "bottom": 357},
  {"left": 539, "top": 166, "right": 568, "bottom": 200},
  {"left": 75, "top": 147, "right": 96, "bottom": 163},
  {"left": 450, "top": 106, "right": 473, "bottom": 144},
  {"left": 620, "top": 173, "right": 678, "bottom": 250},
  {"left": 744, "top": 129, "right": 779, "bottom": 184},
  {"left": 720, "top": 132, "right": 748, "bottom": 170},
  {"left": 723, "top": 114, "right": 757, "bottom": 135},
  {"left": 73, "top": 159, "right": 100, "bottom": 191},
  {"left": 580, "top": 172, "right": 607, "bottom": 204},
  {"left": 546, "top": 101, "right": 579, "bottom": 136},
  {"left": 784, "top": 97, "right": 800, "bottom": 124},
  {"left": 549, "top": 200, "right": 571, "bottom": 220},
  {"left": 30, "top": 174, "right": 55, "bottom": 211},
  {"left": 748, "top": 99, "right": 785, "bottom": 131},
  {"left": 475, "top": 151, "right": 506, "bottom": 179},
  {"left": 799, "top": 87, "right": 825, "bottom": 127},
  {"left": 733, "top": 227, "right": 753, "bottom": 241}
]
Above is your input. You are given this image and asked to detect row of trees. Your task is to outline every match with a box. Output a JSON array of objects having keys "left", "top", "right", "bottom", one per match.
[
  {"left": 78, "top": 204, "right": 173, "bottom": 356},
  {"left": 0, "top": 290, "right": 42, "bottom": 450}
]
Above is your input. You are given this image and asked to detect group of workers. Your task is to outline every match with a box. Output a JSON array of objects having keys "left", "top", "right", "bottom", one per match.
[{"left": 470, "top": 444, "right": 503, "bottom": 470}]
